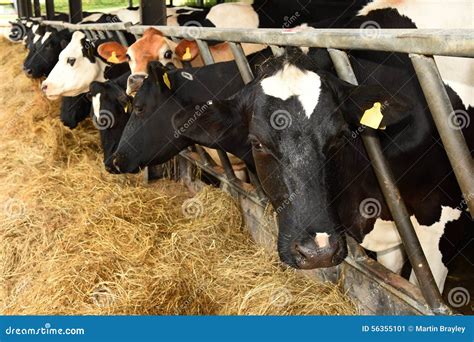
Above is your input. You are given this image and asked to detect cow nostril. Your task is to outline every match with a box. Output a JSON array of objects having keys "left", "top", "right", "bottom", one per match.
[{"left": 41, "top": 84, "right": 48, "bottom": 92}]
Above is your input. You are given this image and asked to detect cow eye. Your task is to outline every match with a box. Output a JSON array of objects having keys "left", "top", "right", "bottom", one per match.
[
  {"left": 250, "top": 136, "right": 265, "bottom": 152},
  {"left": 125, "top": 53, "right": 131, "bottom": 61},
  {"left": 164, "top": 50, "right": 172, "bottom": 59},
  {"left": 67, "top": 57, "right": 76, "bottom": 66}
]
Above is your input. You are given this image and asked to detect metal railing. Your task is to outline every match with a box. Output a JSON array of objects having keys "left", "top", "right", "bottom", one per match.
[{"left": 33, "top": 19, "right": 474, "bottom": 314}]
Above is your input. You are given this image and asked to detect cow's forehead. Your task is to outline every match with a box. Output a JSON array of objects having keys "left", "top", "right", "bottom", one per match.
[
  {"left": 59, "top": 31, "right": 87, "bottom": 58},
  {"left": 129, "top": 33, "right": 167, "bottom": 58},
  {"left": 260, "top": 63, "right": 322, "bottom": 119}
]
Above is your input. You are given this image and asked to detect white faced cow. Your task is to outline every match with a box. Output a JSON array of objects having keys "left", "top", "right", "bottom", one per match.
[{"left": 41, "top": 31, "right": 129, "bottom": 100}]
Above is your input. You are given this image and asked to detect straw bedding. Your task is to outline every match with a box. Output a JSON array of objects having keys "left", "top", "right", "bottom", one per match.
[{"left": 0, "top": 38, "right": 356, "bottom": 315}]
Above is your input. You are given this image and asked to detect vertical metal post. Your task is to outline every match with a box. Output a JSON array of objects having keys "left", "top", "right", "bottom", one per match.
[
  {"left": 68, "top": 0, "right": 83, "bottom": 23},
  {"left": 25, "top": 0, "right": 33, "bottom": 17},
  {"left": 140, "top": 0, "right": 167, "bottom": 25},
  {"left": 410, "top": 54, "right": 474, "bottom": 216},
  {"left": 17, "top": 0, "right": 26, "bottom": 17},
  {"left": 128, "top": 0, "right": 133, "bottom": 7},
  {"left": 33, "top": 0, "right": 40, "bottom": 17},
  {"left": 327, "top": 48, "right": 450, "bottom": 314},
  {"left": 195, "top": 39, "right": 239, "bottom": 182},
  {"left": 228, "top": 42, "right": 254, "bottom": 84},
  {"left": 45, "top": 0, "right": 54, "bottom": 20}
]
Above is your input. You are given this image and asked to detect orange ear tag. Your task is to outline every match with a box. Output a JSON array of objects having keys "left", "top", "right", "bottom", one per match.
[
  {"left": 182, "top": 47, "right": 192, "bottom": 61},
  {"left": 107, "top": 51, "right": 120, "bottom": 64}
]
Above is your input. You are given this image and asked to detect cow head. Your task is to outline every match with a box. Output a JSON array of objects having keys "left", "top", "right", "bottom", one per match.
[
  {"left": 97, "top": 28, "right": 178, "bottom": 96},
  {"left": 89, "top": 75, "right": 132, "bottom": 170},
  {"left": 105, "top": 61, "right": 192, "bottom": 173},
  {"left": 23, "top": 29, "right": 71, "bottom": 79},
  {"left": 60, "top": 94, "right": 92, "bottom": 129},
  {"left": 41, "top": 31, "right": 107, "bottom": 99},
  {"left": 249, "top": 49, "right": 412, "bottom": 269}
]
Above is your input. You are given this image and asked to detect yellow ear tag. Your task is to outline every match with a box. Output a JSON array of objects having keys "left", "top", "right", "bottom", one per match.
[
  {"left": 163, "top": 73, "right": 171, "bottom": 89},
  {"left": 360, "top": 102, "right": 384, "bottom": 129},
  {"left": 182, "top": 47, "right": 192, "bottom": 61},
  {"left": 124, "top": 102, "right": 130, "bottom": 112},
  {"left": 107, "top": 51, "right": 120, "bottom": 64}
]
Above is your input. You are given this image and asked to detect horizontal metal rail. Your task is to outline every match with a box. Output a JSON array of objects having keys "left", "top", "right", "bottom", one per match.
[{"left": 37, "top": 20, "right": 474, "bottom": 58}]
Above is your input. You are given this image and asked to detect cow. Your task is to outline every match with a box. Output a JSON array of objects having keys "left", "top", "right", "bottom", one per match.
[
  {"left": 89, "top": 72, "right": 132, "bottom": 167},
  {"left": 60, "top": 94, "right": 92, "bottom": 129},
  {"left": 140, "top": 7, "right": 471, "bottom": 293},
  {"left": 40, "top": 31, "right": 131, "bottom": 100},
  {"left": 104, "top": 47, "right": 273, "bottom": 175},
  {"left": 23, "top": 27, "right": 72, "bottom": 78}
]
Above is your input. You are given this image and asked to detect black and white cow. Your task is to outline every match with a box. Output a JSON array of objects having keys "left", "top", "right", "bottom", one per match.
[
  {"left": 104, "top": 47, "right": 273, "bottom": 173},
  {"left": 41, "top": 31, "right": 131, "bottom": 100},
  {"left": 89, "top": 71, "right": 131, "bottom": 167},
  {"left": 23, "top": 27, "right": 72, "bottom": 78},
  {"left": 106, "top": 6, "right": 473, "bottom": 293}
]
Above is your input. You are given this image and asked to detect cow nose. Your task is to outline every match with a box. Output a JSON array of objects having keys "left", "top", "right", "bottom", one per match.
[
  {"left": 291, "top": 234, "right": 346, "bottom": 269},
  {"left": 105, "top": 153, "right": 124, "bottom": 174},
  {"left": 127, "top": 74, "right": 145, "bottom": 96},
  {"left": 23, "top": 66, "right": 33, "bottom": 77}
]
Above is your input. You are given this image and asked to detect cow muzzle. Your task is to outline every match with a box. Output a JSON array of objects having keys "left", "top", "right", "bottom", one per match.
[
  {"left": 126, "top": 74, "right": 146, "bottom": 96},
  {"left": 289, "top": 233, "right": 347, "bottom": 269}
]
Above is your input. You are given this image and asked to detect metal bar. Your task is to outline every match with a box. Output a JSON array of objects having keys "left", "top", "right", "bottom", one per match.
[
  {"left": 68, "top": 0, "right": 83, "bottom": 24},
  {"left": 84, "top": 30, "right": 93, "bottom": 41},
  {"left": 129, "top": 26, "right": 474, "bottom": 58},
  {"left": 25, "top": 0, "right": 33, "bottom": 17},
  {"left": 115, "top": 30, "right": 130, "bottom": 47},
  {"left": 228, "top": 42, "right": 254, "bottom": 84},
  {"left": 195, "top": 39, "right": 239, "bottom": 182},
  {"left": 33, "top": 0, "right": 40, "bottom": 17},
  {"left": 410, "top": 54, "right": 474, "bottom": 215},
  {"left": 328, "top": 48, "right": 451, "bottom": 315},
  {"left": 195, "top": 146, "right": 216, "bottom": 168},
  {"left": 45, "top": 0, "right": 54, "bottom": 20},
  {"left": 140, "top": 0, "right": 167, "bottom": 25},
  {"left": 17, "top": 0, "right": 26, "bottom": 18},
  {"left": 105, "top": 31, "right": 114, "bottom": 39}
]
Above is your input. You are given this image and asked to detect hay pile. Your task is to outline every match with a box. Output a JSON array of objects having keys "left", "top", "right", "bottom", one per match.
[{"left": 0, "top": 38, "right": 356, "bottom": 315}]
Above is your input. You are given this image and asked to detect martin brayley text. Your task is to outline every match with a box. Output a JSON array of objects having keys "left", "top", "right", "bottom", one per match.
[{"left": 416, "top": 325, "right": 465, "bottom": 334}]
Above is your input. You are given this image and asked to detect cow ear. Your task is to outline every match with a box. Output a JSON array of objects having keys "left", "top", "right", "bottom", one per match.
[
  {"left": 148, "top": 61, "right": 173, "bottom": 91},
  {"left": 326, "top": 75, "right": 413, "bottom": 129},
  {"left": 175, "top": 40, "right": 199, "bottom": 62},
  {"left": 97, "top": 41, "right": 128, "bottom": 64}
]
